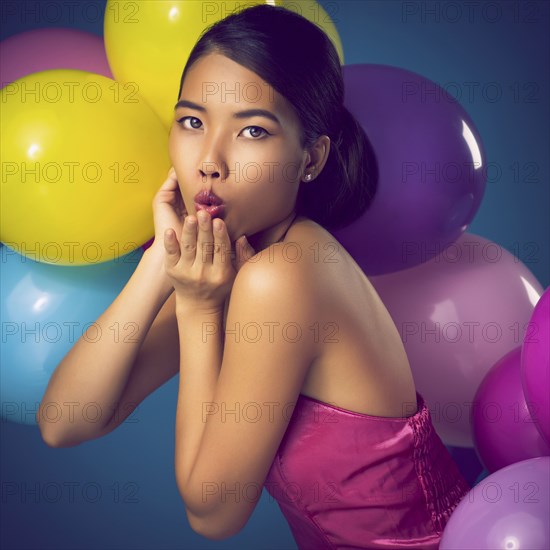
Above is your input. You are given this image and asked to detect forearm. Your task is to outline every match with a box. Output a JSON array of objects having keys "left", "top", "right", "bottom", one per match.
[
  {"left": 37, "top": 247, "right": 173, "bottom": 444},
  {"left": 174, "top": 304, "right": 224, "bottom": 504}
]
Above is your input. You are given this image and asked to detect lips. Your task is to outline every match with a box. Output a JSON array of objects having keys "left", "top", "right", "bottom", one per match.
[
  {"left": 194, "top": 189, "right": 223, "bottom": 206},
  {"left": 193, "top": 189, "right": 225, "bottom": 218},
  {"left": 194, "top": 203, "right": 225, "bottom": 218}
]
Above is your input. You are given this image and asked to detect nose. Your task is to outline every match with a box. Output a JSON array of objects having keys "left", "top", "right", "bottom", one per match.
[
  {"left": 199, "top": 161, "right": 221, "bottom": 181},
  {"left": 198, "top": 132, "right": 228, "bottom": 182}
]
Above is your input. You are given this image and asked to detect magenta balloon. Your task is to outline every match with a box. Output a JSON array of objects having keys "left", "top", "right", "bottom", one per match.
[
  {"left": 334, "top": 64, "right": 487, "bottom": 276},
  {"left": 521, "top": 287, "right": 550, "bottom": 445},
  {"left": 440, "top": 456, "right": 550, "bottom": 549},
  {"left": 0, "top": 28, "right": 113, "bottom": 86},
  {"left": 369, "top": 232, "right": 544, "bottom": 447},
  {"left": 472, "top": 346, "right": 550, "bottom": 473}
]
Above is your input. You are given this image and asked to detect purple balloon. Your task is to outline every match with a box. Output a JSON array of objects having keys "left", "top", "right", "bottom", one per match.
[
  {"left": 522, "top": 287, "right": 550, "bottom": 445},
  {"left": 0, "top": 28, "right": 113, "bottom": 86},
  {"left": 369, "top": 232, "right": 544, "bottom": 447},
  {"left": 440, "top": 456, "right": 550, "bottom": 549},
  {"left": 472, "top": 346, "right": 550, "bottom": 473},
  {"left": 333, "top": 64, "right": 487, "bottom": 275}
]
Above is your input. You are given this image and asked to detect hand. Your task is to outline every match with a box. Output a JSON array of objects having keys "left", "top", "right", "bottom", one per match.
[
  {"left": 150, "top": 166, "right": 187, "bottom": 257},
  {"left": 164, "top": 210, "right": 256, "bottom": 313}
]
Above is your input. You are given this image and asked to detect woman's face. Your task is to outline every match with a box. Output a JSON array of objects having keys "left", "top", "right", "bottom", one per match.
[{"left": 169, "top": 52, "right": 309, "bottom": 248}]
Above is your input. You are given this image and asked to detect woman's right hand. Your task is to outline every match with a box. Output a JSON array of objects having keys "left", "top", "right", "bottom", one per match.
[{"left": 149, "top": 166, "right": 187, "bottom": 258}]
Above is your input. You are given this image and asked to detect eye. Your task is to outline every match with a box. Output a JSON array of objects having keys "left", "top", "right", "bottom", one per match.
[
  {"left": 241, "top": 126, "right": 270, "bottom": 139},
  {"left": 176, "top": 116, "right": 202, "bottom": 129}
]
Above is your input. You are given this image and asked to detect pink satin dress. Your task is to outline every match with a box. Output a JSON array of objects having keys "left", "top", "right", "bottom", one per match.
[{"left": 264, "top": 391, "right": 470, "bottom": 549}]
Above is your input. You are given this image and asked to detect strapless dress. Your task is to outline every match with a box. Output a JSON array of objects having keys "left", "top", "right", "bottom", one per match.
[{"left": 264, "top": 391, "right": 470, "bottom": 549}]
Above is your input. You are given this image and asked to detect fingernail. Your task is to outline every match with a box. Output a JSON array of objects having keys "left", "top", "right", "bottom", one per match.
[{"left": 214, "top": 219, "right": 223, "bottom": 231}]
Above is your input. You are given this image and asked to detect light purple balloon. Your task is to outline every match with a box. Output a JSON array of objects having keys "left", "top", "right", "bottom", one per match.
[
  {"left": 369, "top": 232, "right": 544, "bottom": 447},
  {"left": 472, "top": 346, "right": 550, "bottom": 473},
  {"left": 440, "top": 456, "right": 550, "bottom": 549},
  {"left": 333, "top": 64, "right": 487, "bottom": 276},
  {"left": 522, "top": 287, "right": 550, "bottom": 445},
  {"left": 0, "top": 28, "right": 113, "bottom": 86}
]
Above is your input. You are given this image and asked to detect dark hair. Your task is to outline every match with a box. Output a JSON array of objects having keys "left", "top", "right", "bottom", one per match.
[{"left": 177, "top": 5, "right": 377, "bottom": 231}]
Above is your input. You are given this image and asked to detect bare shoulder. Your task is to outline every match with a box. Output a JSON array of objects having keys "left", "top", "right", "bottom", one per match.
[
  {"left": 234, "top": 217, "right": 330, "bottom": 298},
  {"left": 222, "top": 218, "right": 330, "bottom": 357},
  {"left": 231, "top": 251, "right": 315, "bottom": 316}
]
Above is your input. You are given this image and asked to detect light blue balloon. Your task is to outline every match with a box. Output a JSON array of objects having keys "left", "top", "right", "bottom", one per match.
[{"left": 0, "top": 244, "right": 144, "bottom": 425}]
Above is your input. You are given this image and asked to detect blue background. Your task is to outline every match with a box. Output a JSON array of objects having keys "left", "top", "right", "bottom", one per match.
[{"left": 1, "top": 1, "right": 548, "bottom": 549}]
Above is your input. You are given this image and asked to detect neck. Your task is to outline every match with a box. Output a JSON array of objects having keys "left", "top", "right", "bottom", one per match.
[{"left": 244, "top": 211, "right": 298, "bottom": 254}]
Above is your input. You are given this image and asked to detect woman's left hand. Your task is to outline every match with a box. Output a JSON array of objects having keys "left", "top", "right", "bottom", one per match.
[{"left": 164, "top": 211, "right": 256, "bottom": 313}]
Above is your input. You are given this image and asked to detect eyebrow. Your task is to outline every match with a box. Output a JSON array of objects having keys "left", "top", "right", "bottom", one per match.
[{"left": 174, "top": 99, "right": 281, "bottom": 125}]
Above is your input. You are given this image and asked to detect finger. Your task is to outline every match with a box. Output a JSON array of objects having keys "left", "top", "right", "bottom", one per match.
[
  {"left": 158, "top": 167, "right": 179, "bottom": 193},
  {"left": 153, "top": 171, "right": 181, "bottom": 210},
  {"left": 164, "top": 228, "right": 181, "bottom": 267},
  {"left": 212, "top": 218, "right": 232, "bottom": 269},
  {"left": 196, "top": 210, "right": 214, "bottom": 264},
  {"left": 180, "top": 215, "right": 198, "bottom": 262},
  {"left": 156, "top": 183, "right": 181, "bottom": 203},
  {"left": 173, "top": 190, "right": 186, "bottom": 220}
]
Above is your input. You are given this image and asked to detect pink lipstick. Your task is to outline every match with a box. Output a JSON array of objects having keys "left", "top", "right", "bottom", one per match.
[
  {"left": 194, "top": 203, "right": 225, "bottom": 218},
  {"left": 194, "top": 189, "right": 225, "bottom": 218}
]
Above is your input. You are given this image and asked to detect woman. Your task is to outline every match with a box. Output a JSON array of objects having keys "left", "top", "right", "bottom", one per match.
[{"left": 38, "top": 5, "right": 470, "bottom": 548}]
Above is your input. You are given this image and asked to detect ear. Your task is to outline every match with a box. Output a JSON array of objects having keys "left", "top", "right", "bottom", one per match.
[{"left": 301, "top": 135, "right": 331, "bottom": 182}]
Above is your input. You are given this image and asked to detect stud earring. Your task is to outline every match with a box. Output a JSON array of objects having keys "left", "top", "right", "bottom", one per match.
[{"left": 304, "top": 167, "right": 316, "bottom": 181}]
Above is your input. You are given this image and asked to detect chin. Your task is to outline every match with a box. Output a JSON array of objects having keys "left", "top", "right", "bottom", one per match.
[
  {"left": 223, "top": 223, "right": 237, "bottom": 244},
  {"left": 220, "top": 217, "right": 239, "bottom": 244}
]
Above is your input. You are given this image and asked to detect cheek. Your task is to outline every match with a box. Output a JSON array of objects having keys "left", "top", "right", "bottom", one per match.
[
  {"left": 168, "top": 130, "right": 178, "bottom": 165},
  {"left": 277, "top": 146, "right": 304, "bottom": 181},
  {"left": 271, "top": 158, "right": 302, "bottom": 187},
  {"left": 251, "top": 149, "right": 302, "bottom": 186},
  {"left": 169, "top": 133, "right": 194, "bottom": 172}
]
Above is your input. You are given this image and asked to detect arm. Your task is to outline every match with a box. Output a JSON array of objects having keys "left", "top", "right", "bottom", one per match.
[
  {"left": 37, "top": 246, "right": 175, "bottom": 447},
  {"left": 37, "top": 167, "right": 186, "bottom": 447},
  {"left": 175, "top": 254, "right": 318, "bottom": 540}
]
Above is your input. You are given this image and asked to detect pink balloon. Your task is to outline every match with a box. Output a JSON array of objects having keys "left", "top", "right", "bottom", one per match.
[
  {"left": 440, "top": 457, "right": 550, "bottom": 550},
  {"left": 369, "top": 232, "right": 544, "bottom": 447},
  {"left": 0, "top": 28, "right": 113, "bottom": 86},
  {"left": 472, "top": 346, "right": 550, "bottom": 473},
  {"left": 522, "top": 287, "right": 550, "bottom": 445}
]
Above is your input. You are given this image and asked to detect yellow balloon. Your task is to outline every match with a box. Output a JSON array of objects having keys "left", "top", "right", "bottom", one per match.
[
  {"left": 104, "top": 0, "right": 345, "bottom": 129},
  {"left": 0, "top": 70, "right": 170, "bottom": 265}
]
